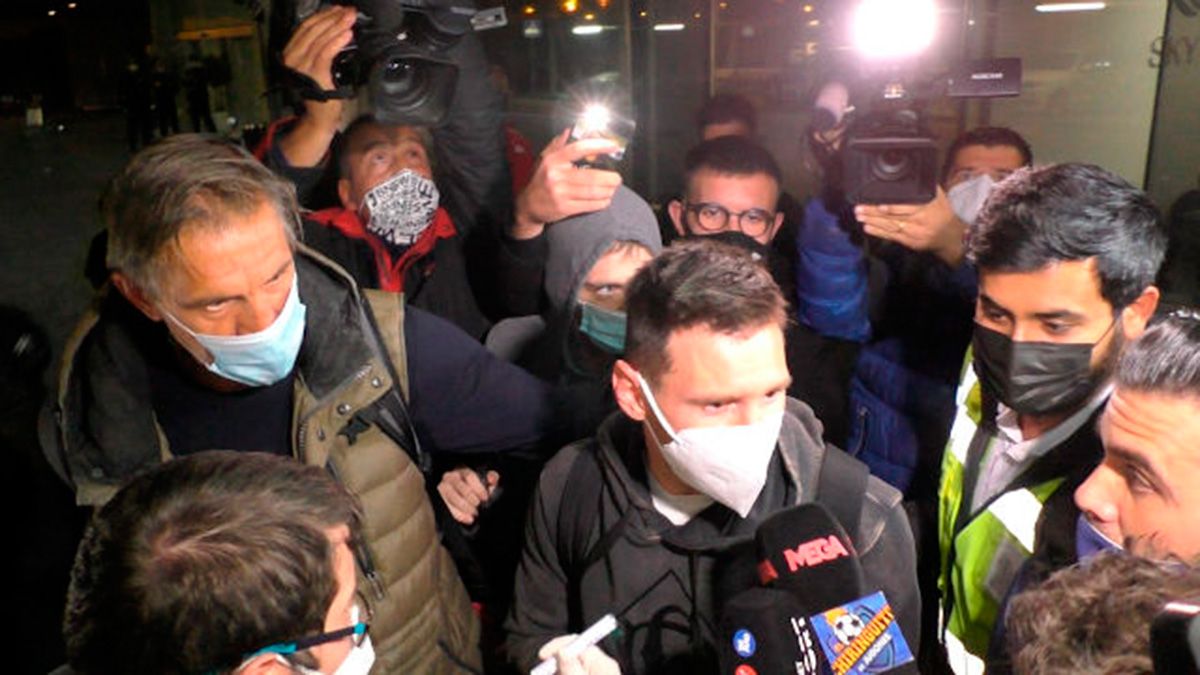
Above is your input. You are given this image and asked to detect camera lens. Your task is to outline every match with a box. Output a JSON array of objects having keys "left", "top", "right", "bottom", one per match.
[
  {"left": 382, "top": 58, "right": 427, "bottom": 91},
  {"left": 872, "top": 148, "right": 913, "bottom": 182}
]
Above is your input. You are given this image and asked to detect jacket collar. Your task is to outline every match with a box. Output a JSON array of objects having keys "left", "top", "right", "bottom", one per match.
[{"left": 58, "top": 246, "right": 382, "bottom": 474}]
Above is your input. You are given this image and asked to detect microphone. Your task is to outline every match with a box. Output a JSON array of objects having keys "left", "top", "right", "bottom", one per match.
[
  {"left": 717, "top": 586, "right": 825, "bottom": 675},
  {"left": 719, "top": 503, "right": 915, "bottom": 674},
  {"left": 812, "top": 82, "right": 850, "bottom": 133}
]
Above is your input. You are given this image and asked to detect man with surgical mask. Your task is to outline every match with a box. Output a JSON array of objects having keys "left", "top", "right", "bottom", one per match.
[
  {"left": 934, "top": 163, "right": 1165, "bottom": 674},
  {"left": 49, "top": 135, "right": 563, "bottom": 673},
  {"left": 505, "top": 239, "right": 919, "bottom": 675}
]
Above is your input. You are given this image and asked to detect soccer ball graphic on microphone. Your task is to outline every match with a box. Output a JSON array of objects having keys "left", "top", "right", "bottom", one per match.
[{"left": 831, "top": 610, "right": 866, "bottom": 645}]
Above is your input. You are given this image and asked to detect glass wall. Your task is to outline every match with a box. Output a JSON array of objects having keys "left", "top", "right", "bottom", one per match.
[{"left": 476, "top": 0, "right": 1199, "bottom": 303}]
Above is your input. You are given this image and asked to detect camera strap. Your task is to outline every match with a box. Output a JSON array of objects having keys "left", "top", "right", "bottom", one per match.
[{"left": 285, "top": 69, "right": 354, "bottom": 102}]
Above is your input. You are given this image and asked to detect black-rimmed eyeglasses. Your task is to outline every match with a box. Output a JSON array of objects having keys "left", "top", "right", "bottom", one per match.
[{"left": 683, "top": 201, "right": 776, "bottom": 238}]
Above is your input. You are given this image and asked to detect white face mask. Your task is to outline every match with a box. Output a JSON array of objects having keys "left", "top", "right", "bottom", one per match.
[
  {"left": 636, "top": 373, "right": 783, "bottom": 518},
  {"left": 360, "top": 169, "right": 440, "bottom": 246},
  {"left": 946, "top": 172, "right": 998, "bottom": 226}
]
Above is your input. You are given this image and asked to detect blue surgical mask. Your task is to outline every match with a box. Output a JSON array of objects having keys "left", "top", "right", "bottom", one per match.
[
  {"left": 578, "top": 302, "right": 627, "bottom": 355},
  {"left": 1076, "top": 514, "right": 1123, "bottom": 562},
  {"left": 166, "top": 273, "right": 307, "bottom": 387}
]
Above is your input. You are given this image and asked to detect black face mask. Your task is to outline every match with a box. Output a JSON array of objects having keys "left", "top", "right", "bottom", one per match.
[{"left": 972, "top": 321, "right": 1117, "bottom": 416}]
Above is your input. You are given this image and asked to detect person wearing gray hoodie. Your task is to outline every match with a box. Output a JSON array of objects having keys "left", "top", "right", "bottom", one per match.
[{"left": 488, "top": 185, "right": 663, "bottom": 438}]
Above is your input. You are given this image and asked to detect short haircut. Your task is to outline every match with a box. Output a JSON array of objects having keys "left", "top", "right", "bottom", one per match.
[
  {"left": 696, "top": 93, "right": 758, "bottom": 135},
  {"left": 336, "top": 113, "right": 436, "bottom": 178},
  {"left": 1007, "top": 553, "right": 1200, "bottom": 674},
  {"left": 941, "top": 125, "right": 1033, "bottom": 184},
  {"left": 624, "top": 238, "right": 788, "bottom": 382},
  {"left": 64, "top": 451, "right": 364, "bottom": 675},
  {"left": 103, "top": 134, "right": 300, "bottom": 297},
  {"left": 683, "top": 135, "right": 783, "bottom": 200},
  {"left": 1115, "top": 310, "right": 1200, "bottom": 398},
  {"left": 968, "top": 163, "right": 1167, "bottom": 309}
]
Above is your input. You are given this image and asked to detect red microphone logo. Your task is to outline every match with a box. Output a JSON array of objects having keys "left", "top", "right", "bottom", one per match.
[{"left": 783, "top": 535, "right": 850, "bottom": 572}]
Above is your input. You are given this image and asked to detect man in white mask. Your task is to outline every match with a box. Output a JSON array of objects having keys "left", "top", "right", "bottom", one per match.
[
  {"left": 64, "top": 451, "right": 376, "bottom": 675},
  {"left": 505, "top": 239, "right": 920, "bottom": 674},
  {"left": 854, "top": 126, "right": 1032, "bottom": 266}
]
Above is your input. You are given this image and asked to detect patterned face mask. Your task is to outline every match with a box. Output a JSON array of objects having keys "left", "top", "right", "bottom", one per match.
[{"left": 360, "top": 169, "right": 440, "bottom": 246}]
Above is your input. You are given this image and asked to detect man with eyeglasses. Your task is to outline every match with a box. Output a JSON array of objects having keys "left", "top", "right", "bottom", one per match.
[
  {"left": 667, "top": 134, "right": 861, "bottom": 446},
  {"left": 62, "top": 451, "right": 376, "bottom": 675}
]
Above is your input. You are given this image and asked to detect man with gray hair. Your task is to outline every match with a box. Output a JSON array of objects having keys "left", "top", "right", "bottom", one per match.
[
  {"left": 45, "top": 133, "right": 560, "bottom": 673},
  {"left": 1075, "top": 310, "right": 1200, "bottom": 562}
]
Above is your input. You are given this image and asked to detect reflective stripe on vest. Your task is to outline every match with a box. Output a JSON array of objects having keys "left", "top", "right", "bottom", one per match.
[
  {"left": 938, "top": 352, "right": 1066, "bottom": 660},
  {"left": 986, "top": 488, "right": 1042, "bottom": 552}
]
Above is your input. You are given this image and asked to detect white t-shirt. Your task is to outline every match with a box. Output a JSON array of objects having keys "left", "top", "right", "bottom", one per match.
[{"left": 648, "top": 471, "right": 715, "bottom": 526}]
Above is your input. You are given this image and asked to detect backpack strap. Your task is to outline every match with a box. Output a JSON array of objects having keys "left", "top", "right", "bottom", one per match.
[{"left": 814, "top": 444, "right": 869, "bottom": 544}]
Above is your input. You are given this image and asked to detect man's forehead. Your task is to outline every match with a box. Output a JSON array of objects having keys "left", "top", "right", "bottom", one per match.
[
  {"left": 346, "top": 122, "right": 425, "bottom": 154},
  {"left": 950, "top": 143, "right": 1025, "bottom": 171},
  {"left": 978, "top": 258, "right": 1107, "bottom": 313},
  {"left": 1104, "top": 389, "right": 1200, "bottom": 468},
  {"left": 687, "top": 169, "right": 779, "bottom": 202}
]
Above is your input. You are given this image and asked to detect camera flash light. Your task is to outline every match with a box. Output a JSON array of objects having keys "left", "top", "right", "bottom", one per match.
[
  {"left": 852, "top": 0, "right": 937, "bottom": 60},
  {"left": 578, "top": 104, "right": 612, "bottom": 134}
]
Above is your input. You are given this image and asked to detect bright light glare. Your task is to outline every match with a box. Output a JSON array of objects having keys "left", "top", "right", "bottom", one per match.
[
  {"left": 852, "top": 0, "right": 937, "bottom": 60},
  {"left": 1034, "top": 2, "right": 1105, "bottom": 11},
  {"left": 578, "top": 104, "right": 612, "bottom": 134},
  {"left": 653, "top": 23, "right": 685, "bottom": 31},
  {"left": 572, "top": 24, "right": 604, "bottom": 35}
]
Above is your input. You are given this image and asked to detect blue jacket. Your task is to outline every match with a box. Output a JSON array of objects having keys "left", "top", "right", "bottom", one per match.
[{"left": 795, "top": 197, "right": 976, "bottom": 494}]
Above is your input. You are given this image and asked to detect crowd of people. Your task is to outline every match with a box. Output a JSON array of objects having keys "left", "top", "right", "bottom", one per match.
[{"left": 24, "top": 5, "right": 1199, "bottom": 674}]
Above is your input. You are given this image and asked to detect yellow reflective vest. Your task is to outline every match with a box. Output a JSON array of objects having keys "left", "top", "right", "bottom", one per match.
[{"left": 936, "top": 359, "right": 1102, "bottom": 664}]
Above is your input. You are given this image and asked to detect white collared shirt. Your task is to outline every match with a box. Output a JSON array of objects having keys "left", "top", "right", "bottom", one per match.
[{"left": 969, "top": 382, "right": 1113, "bottom": 513}]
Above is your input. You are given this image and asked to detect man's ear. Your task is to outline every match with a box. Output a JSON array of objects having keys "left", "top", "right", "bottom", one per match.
[
  {"left": 1120, "top": 285, "right": 1161, "bottom": 341},
  {"left": 612, "top": 359, "right": 648, "bottom": 422},
  {"left": 667, "top": 200, "right": 687, "bottom": 238},
  {"left": 111, "top": 272, "right": 163, "bottom": 322},
  {"left": 768, "top": 210, "right": 785, "bottom": 242},
  {"left": 337, "top": 178, "right": 356, "bottom": 211}
]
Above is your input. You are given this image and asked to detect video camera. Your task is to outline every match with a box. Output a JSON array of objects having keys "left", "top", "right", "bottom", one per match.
[
  {"left": 275, "top": 0, "right": 476, "bottom": 126},
  {"left": 817, "top": 0, "right": 1021, "bottom": 204}
]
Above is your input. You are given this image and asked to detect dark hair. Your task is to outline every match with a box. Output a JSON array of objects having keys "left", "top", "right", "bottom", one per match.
[
  {"left": 968, "top": 163, "right": 1167, "bottom": 309},
  {"left": 103, "top": 134, "right": 300, "bottom": 297},
  {"left": 683, "top": 135, "right": 783, "bottom": 200},
  {"left": 624, "top": 238, "right": 788, "bottom": 382},
  {"left": 1007, "top": 553, "right": 1200, "bottom": 674},
  {"left": 1116, "top": 310, "right": 1200, "bottom": 397},
  {"left": 64, "top": 451, "right": 364, "bottom": 675},
  {"left": 940, "top": 125, "right": 1033, "bottom": 184},
  {"left": 696, "top": 93, "right": 758, "bottom": 135},
  {"left": 336, "top": 113, "right": 436, "bottom": 178}
]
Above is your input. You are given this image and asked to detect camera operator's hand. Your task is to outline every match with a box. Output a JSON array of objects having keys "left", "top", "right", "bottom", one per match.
[
  {"left": 854, "top": 186, "right": 967, "bottom": 267},
  {"left": 510, "top": 129, "right": 624, "bottom": 241},
  {"left": 278, "top": 6, "right": 356, "bottom": 168},
  {"left": 437, "top": 466, "right": 500, "bottom": 526}
]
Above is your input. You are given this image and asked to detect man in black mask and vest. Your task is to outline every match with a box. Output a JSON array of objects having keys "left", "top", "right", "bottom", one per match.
[{"left": 933, "top": 163, "right": 1166, "bottom": 674}]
